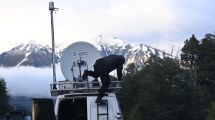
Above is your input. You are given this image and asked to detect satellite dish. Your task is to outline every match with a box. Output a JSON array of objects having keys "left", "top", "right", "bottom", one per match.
[{"left": 60, "top": 41, "right": 101, "bottom": 82}]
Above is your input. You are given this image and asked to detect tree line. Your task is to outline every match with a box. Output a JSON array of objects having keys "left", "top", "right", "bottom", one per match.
[{"left": 118, "top": 33, "right": 215, "bottom": 120}]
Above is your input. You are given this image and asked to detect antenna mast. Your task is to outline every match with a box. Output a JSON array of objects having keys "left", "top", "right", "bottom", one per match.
[{"left": 49, "top": 1, "right": 59, "bottom": 89}]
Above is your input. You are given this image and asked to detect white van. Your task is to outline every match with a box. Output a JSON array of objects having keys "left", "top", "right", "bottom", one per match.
[
  {"left": 32, "top": 81, "right": 123, "bottom": 120},
  {"left": 32, "top": 41, "right": 124, "bottom": 120},
  {"left": 54, "top": 93, "right": 123, "bottom": 120}
]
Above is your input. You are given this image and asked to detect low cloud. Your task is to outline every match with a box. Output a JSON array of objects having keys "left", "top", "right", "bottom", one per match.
[{"left": 0, "top": 65, "right": 64, "bottom": 98}]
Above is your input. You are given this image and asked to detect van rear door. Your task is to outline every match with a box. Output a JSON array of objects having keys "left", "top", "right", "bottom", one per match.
[{"left": 87, "top": 96, "right": 117, "bottom": 120}]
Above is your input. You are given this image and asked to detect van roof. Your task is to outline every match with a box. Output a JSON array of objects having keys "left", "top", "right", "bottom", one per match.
[{"left": 57, "top": 92, "right": 116, "bottom": 99}]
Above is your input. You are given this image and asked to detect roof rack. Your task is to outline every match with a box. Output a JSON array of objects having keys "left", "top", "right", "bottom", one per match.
[{"left": 50, "top": 81, "right": 122, "bottom": 96}]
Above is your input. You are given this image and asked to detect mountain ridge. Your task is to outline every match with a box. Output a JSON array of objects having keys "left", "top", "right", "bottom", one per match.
[
  {"left": 0, "top": 41, "right": 59, "bottom": 67},
  {"left": 0, "top": 38, "right": 172, "bottom": 68}
]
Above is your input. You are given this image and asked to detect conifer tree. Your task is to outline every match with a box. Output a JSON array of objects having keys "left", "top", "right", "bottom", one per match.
[
  {"left": 0, "top": 78, "right": 10, "bottom": 116},
  {"left": 198, "top": 33, "right": 215, "bottom": 100},
  {"left": 181, "top": 34, "right": 200, "bottom": 86}
]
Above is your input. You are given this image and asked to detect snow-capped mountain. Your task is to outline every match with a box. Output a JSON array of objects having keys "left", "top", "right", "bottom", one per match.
[
  {"left": 93, "top": 35, "right": 171, "bottom": 70},
  {"left": 0, "top": 41, "right": 59, "bottom": 67},
  {"left": 0, "top": 37, "right": 171, "bottom": 68}
]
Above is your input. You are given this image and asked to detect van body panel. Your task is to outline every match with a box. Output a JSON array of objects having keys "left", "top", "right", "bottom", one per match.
[
  {"left": 87, "top": 96, "right": 117, "bottom": 120},
  {"left": 55, "top": 93, "right": 123, "bottom": 120}
]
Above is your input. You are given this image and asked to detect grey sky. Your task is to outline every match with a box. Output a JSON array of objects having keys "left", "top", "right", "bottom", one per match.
[{"left": 0, "top": 0, "right": 214, "bottom": 53}]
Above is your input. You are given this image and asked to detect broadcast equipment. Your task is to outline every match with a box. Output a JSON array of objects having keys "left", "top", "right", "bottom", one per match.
[
  {"left": 60, "top": 41, "right": 101, "bottom": 82},
  {"left": 50, "top": 41, "right": 122, "bottom": 96},
  {"left": 33, "top": 3, "right": 124, "bottom": 120}
]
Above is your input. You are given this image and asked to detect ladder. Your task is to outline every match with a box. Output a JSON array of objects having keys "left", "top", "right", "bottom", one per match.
[{"left": 97, "top": 100, "right": 109, "bottom": 120}]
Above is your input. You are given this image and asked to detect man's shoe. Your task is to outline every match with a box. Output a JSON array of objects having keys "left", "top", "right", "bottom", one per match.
[
  {"left": 95, "top": 99, "right": 107, "bottom": 105},
  {"left": 82, "top": 70, "right": 88, "bottom": 80}
]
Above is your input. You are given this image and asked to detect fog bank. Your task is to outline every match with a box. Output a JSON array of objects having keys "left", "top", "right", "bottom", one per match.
[{"left": 0, "top": 65, "right": 64, "bottom": 97}]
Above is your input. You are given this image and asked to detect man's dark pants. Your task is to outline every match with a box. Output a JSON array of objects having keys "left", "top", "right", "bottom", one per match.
[{"left": 87, "top": 59, "right": 110, "bottom": 99}]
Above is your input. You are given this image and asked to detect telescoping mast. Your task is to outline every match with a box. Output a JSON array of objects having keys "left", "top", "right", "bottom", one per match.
[{"left": 49, "top": 1, "right": 59, "bottom": 90}]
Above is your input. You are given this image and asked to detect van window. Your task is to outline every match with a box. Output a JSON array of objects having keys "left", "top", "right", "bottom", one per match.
[{"left": 58, "top": 98, "right": 87, "bottom": 120}]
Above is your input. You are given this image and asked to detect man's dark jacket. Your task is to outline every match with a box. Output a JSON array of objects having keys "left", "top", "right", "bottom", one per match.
[{"left": 94, "top": 54, "right": 125, "bottom": 80}]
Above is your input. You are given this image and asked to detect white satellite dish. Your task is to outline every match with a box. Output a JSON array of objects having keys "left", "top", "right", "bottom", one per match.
[{"left": 60, "top": 41, "right": 101, "bottom": 82}]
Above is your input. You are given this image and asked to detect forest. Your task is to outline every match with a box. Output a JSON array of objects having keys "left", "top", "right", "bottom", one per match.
[{"left": 118, "top": 33, "right": 215, "bottom": 120}]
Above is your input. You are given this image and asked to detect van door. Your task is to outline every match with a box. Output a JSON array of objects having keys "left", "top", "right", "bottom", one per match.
[{"left": 87, "top": 96, "right": 117, "bottom": 120}]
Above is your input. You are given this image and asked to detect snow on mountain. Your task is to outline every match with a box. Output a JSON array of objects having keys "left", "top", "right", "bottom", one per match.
[
  {"left": 0, "top": 38, "right": 171, "bottom": 69},
  {"left": 92, "top": 35, "right": 171, "bottom": 70},
  {"left": 0, "top": 41, "right": 59, "bottom": 67},
  {"left": 93, "top": 35, "right": 127, "bottom": 50}
]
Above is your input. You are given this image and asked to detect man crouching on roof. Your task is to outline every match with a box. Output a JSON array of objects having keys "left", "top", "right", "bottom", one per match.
[{"left": 82, "top": 54, "right": 125, "bottom": 103}]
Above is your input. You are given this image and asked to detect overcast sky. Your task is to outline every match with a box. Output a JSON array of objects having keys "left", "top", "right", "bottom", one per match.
[{"left": 0, "top": 0, "right": 215, "bottom": 53}]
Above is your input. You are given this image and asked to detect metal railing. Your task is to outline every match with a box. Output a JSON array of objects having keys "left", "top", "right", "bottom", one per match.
[{"left": 50, "top": 81, "right": 122, "bottom": 96}]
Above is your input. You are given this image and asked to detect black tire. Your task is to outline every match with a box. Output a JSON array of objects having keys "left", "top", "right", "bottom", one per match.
[{"left": 32, "top": 99, "right": 55, "bottom": 120}]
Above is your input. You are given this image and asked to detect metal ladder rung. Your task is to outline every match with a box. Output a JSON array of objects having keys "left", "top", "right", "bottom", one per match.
[
  {"left": 98, "top": 113, "right": 108, "bottom": 115},
  {"left": 97, "top": 100, "right": 109, "bottom": 120}
]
